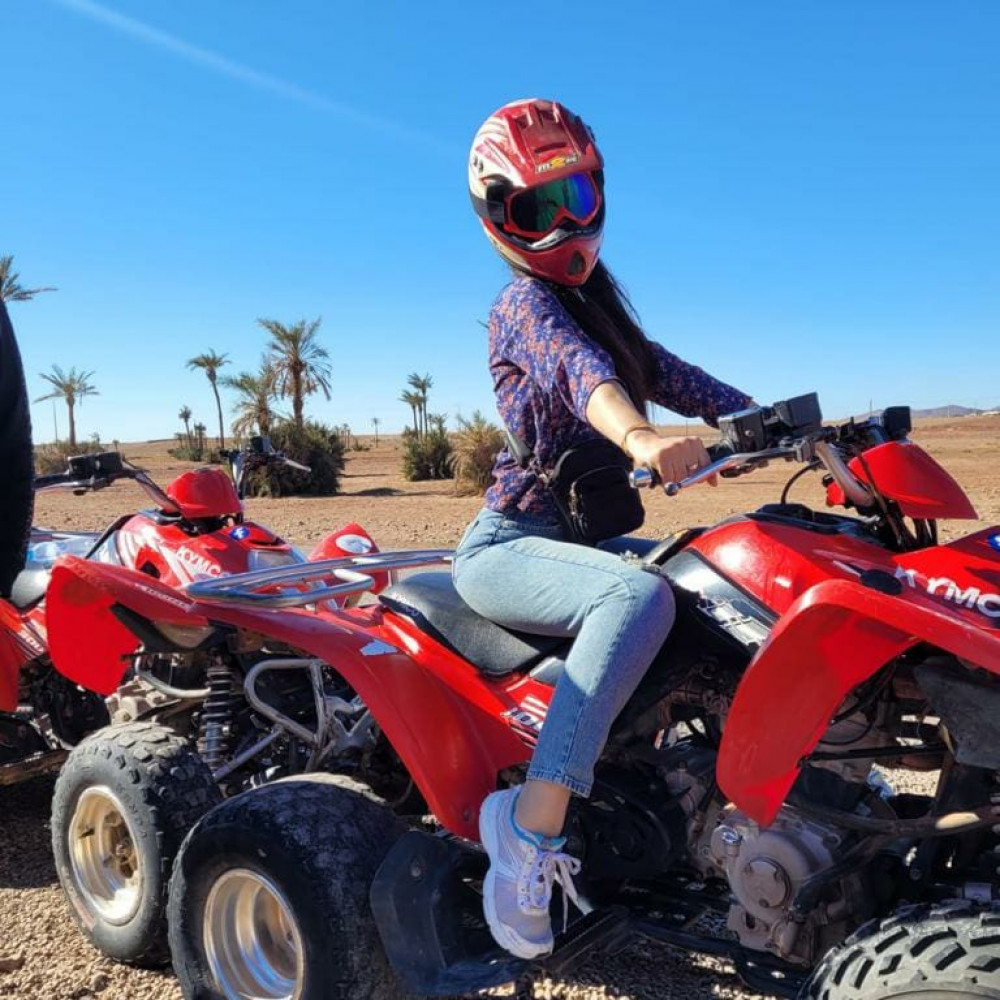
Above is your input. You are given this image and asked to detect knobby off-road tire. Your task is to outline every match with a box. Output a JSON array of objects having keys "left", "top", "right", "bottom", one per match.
[
  {"left": 52, "top": 721, "right": 221, "bottom": 966},
  {"left": 168, "top": 775, "right": 407, "bottom": 1000},
  {"left": 802, "top": 901, "right": 1000, "bottom": 999}
]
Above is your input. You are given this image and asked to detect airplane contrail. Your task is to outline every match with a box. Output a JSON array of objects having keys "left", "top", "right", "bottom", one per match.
[{"left": 52, "top": 0, "right": 451, "bottom": 151}]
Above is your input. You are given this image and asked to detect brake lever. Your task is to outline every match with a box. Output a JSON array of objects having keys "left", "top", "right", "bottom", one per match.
[{"left": 629, "top": 446, "right": 795, "bottom": 497}]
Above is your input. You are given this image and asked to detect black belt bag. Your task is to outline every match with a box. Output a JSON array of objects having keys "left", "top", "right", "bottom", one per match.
[{"left": 508, "top": 431, "right": 645, "bottom": 545}]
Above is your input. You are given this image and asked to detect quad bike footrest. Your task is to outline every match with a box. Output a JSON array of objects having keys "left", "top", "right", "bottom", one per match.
[
  {"left": 370, "top": 829, "right": 633, "bottom": 996},
  {"left": 0, "top": 749, "right": 67, "bottom": 786}
]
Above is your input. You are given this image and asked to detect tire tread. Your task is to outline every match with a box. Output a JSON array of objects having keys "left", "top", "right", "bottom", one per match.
[{"left": 802, "top": 900, "right": 1000, "bottom": 999}]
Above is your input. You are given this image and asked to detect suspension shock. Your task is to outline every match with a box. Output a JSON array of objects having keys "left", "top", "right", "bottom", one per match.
[{"left": 197, "top": 656, "right": 237, "bottom": 773}]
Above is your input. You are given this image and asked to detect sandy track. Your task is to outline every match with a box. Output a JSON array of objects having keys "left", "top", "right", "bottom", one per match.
[{"left": 2, "top": 417, "right": 997, "bottom": 999}]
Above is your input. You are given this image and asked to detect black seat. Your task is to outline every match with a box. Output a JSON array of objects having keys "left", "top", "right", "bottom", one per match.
[
  {"left": 9, "top": 568, "right": 50, "bottom": 610},
  {"left": 380, "top": 572, "right": 569, "bottom": 680}
]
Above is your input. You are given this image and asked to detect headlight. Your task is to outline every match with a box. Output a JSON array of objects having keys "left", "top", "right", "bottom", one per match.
[
  {"left": 247, "top": 549, "right": 305, "bottom": 572},
  {"left": 152, "top": 622, "right": 217, "bottom": 650}
]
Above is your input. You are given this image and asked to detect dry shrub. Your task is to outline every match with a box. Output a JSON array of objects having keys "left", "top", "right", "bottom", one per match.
[
  {"left": 401, "top": 428, "right": 454, "bottom": 481},
  {"left": 244, "top": 419, "right": 346, "bottom": 497},
  {"left": 453, "top": 411, "right": 504, "bottom": 496}
]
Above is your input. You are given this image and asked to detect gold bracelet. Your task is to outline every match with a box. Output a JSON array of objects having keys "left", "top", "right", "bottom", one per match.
[{"left": 620, "top": 421, "right": 655, "bottom": 453}]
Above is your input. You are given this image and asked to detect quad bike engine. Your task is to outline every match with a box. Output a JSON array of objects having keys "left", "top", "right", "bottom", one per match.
[
  {"left": 706, "top": 808, "right": 863, "bottom": 965},
  {"left": 650, "top": 675, "right": 895, "bottom": 967},
  {"left": 655, "top": 741, "right": 868, "bottom": 967}
]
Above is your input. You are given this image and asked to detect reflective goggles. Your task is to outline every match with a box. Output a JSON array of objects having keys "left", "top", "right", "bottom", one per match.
[
  {"left": 473, "top": 171, "right": 603, "bottom": 241},
  {"left": 504, "top": 172, "right": 602, "bottom": 239}
]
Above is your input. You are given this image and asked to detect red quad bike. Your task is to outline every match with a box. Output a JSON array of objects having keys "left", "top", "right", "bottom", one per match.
[
  {"left": 45, "top": 394, "right": 1000, "bottom": 1000},
  {"left": 24, "top": 441, "right": 394, "bottom": 966}
]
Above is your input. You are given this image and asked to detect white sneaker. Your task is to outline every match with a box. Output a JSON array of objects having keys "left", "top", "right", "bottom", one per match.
[{"left": 478, "top": 787, "right": 582, "bottom": 960}]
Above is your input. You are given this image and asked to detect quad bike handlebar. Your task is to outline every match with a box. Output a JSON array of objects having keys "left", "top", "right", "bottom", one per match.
[
  {"left": 219, "top": 436, "right": 311, "bottom": 499},
  {"left": 33, "top": 438, "right": 311, "bottom": 510},
  {"left": 629, "top": 392, "right": 898, "bottom": 508},
  {"left": 33, "top": 451, "right": 129, "bottom": 494},
  {"left": 34, "top": 451, "right": 187, "bottom": 512}
]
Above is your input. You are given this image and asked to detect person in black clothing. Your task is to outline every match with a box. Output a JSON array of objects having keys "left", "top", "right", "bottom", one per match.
[{"left": 0, "top": 298, "right": 33, "bottom": 598}]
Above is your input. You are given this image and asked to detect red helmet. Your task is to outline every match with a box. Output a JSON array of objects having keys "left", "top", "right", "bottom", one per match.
[
  {"left": 469, "top": 99, "right": 604, "bottom": 286},
  {"left": 165, "top": 467, "right": 242, "bottom": 520}
]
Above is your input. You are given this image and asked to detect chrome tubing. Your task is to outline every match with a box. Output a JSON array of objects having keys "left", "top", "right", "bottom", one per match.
[
  {"left": 211, "top": 729, "right": 282, "bottom": 782},
  {"left": 814, "top": 440, "right": 873, "bottom": 508},
  {"left": 629, "top": 447, "right": 796, "bottom": 497},
  {"left": 242, "top": 658, "right": 371, "bottom": 772},
  {"left": 186, "top": 549, "right": 452, "bottom": 608},
  {"left": 134, "top": 667, "right": 211, "bottom": 701},
  {"left": 243, "top": 659, "right": 328, "bottom": 748}
]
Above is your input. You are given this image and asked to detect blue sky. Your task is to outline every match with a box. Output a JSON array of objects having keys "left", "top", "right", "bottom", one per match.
[{"left": 5, "top": 0, "right": 999, "bottom": 442}]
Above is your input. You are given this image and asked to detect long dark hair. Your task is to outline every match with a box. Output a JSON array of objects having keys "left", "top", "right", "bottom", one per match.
[{"left": 549, "top": 261, "right": 655, "bottom": 413}]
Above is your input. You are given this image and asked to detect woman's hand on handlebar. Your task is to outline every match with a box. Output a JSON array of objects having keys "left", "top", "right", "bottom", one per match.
[{"left": 626, "top": 431, "right": 716, "bottom": 487}]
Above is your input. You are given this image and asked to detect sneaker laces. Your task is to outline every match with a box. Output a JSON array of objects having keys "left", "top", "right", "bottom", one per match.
[{"left": 520, "top": 846, "right": 583, "bottom": 931}]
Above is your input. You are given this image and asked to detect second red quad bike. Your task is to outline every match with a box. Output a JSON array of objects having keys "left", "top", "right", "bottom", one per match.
[
  {"left": 34, "top": 440, "right": 397, "bottom": 966},
  {"left": 46, "top": 395, "right": 1000, "bottom": 999}
]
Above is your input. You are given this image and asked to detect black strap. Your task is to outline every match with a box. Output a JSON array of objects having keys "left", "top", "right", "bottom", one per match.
[{"left": 504, "top": 428, "right": 534, "bottom": 470}]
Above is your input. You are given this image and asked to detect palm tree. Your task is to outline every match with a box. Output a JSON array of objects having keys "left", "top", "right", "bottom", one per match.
[
  {"left": 224, "top": 362, "right": 277, "bottom": 440},
  {"left": 399, "top": 390, "right": 422, "bottom": 436},
  {"left": 178, "top": 405, "right": 193, "bottom": 445},
  {"left": 34, "top": 365, "right": 98, "bottom": 447},
  {"left": 407, "top": 372, "right": 434, "bottom": 437},
  {"left": 0, "top": 254, "right": 56, "bottom": 303},
  {"left": 259, "top": 317, "right": 331, "bottom": 431},
  {"left": 186, "top": 350, "right": 230, "bottom": 449},
  {"left": 372, "top": 417, "right": 380, "bottom": 447},
  {"left": 194, "top": 422, "right": 207, "bottom": 453}
]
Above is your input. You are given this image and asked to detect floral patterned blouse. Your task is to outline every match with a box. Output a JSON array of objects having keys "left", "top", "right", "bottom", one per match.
[{"left": 484, "top": 275, "right": 751, "bottom": 518}]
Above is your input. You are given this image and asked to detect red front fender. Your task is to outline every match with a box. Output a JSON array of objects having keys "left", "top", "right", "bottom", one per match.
[{"left": 719, "top": 578, "right": 1000, "bottom": 826}]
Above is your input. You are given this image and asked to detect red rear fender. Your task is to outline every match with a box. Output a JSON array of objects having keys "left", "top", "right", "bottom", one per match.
[{"left": 719, "top": 576, "right": 1000, "bottom": 826}]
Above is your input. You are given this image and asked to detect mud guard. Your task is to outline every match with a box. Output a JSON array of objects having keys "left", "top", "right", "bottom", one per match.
[
  {"left": 718, "top": 578, "right": 1000, "bottom": 827},
  {"left": 370, "top": 831, "right": 526, "bottom": 995}
]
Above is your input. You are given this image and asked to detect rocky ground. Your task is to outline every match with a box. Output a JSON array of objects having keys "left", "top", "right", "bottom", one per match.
[{"left": 2, "top": 416, "right": 998, "bottom": 999}]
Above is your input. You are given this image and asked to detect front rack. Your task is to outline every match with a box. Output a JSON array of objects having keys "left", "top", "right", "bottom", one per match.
[{"left": 185, "top": 549, "right": 453, "bottom": 608}]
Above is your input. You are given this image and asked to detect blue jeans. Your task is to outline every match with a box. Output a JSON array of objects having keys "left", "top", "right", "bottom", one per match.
[{"left": 452, "top": 508, "right": 676, "bottom": 797}]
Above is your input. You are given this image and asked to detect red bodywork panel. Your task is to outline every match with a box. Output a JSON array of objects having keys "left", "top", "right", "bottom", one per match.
[
  {"left": 0, "top": 598, "right": 50, "bottom": 711},
  {"left": 114, "top": 515, "right": 296, "bottom": 585},
  {"left": 825, "top": 441, "right": 978, "bottom": 520},
  {"left": 310, "top": 523, "right": 390, "bottom": 594},
  {"left": 46, "top": 557, "right": 547, "bottom": 840},
  {"left": 0, "top": 602, "right": 25, "bottom": 711},
  {"left": 716, "top": 526, "right": 1000, "bottom": 825}
]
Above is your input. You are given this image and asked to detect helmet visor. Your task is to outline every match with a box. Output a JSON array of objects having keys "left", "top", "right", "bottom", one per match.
[{"left": 506, "top": 173, "right": 601, "bottom": 239}]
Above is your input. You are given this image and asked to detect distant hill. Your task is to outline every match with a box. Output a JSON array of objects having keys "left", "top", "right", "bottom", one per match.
[
  {"left": 856, "top": 404, "right": 1000, "bottom": 421},
  {"left": 912, "top": 405, "right": 994, "bottom": 418}
]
